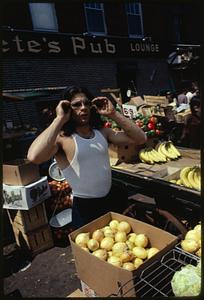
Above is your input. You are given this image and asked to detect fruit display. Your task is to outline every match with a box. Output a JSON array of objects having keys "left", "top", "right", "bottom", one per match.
[
  {"left": 46, "top": 180, "right": 73, "bottom": 243},
  {"left": 139, "top": 141, "right": 181, "bottom": 164},
  {"left": 101, "top": 112, "right": 164, "bottom": 136},
  {"left": 156, "top": 141, "right": 181, "bottom": 160},
  {"left": 74, "top": 220, "right": 160, "bottom": 271},
  {"left": 46, "top": 180, "right": 72, "bottom": 212},
  {"left": 134, "top": 114, "right": 163, "bottom": 137},
  {"left": 180, "top": 223, "right": 201, "bottom": 257},
  {"left": 169, "top": 166, "right": 201, "bottom": 191}
]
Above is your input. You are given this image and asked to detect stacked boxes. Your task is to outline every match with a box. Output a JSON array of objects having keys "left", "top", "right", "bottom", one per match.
[{"left": 3, "top": 159, "right": 53, "bottom": 256}]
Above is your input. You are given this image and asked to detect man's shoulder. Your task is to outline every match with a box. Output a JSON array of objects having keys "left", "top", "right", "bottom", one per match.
[{"left": 57, "top": 132, "right": 73, "bottom": 143}]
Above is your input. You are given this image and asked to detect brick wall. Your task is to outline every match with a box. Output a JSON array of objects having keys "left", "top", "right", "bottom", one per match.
[{"left": 3, "top": 56, "right": 170, "bottom": 128}]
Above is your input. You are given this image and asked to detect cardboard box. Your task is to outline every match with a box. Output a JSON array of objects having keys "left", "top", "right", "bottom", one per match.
[
  {"left": 3, "top": 159, "right": 40, "bottom": 186},
  {"left": 3, "top": 176, "right": 51, "bottom": 210},
  {"left": 151, "top": 166, "right": 180, "bottom": 179},
  {"left": 80, "top": 281, "right": 97, "bottom": 297},
  {"left": 7, "top": 202, "right": 48, "bottom": 233},
  {"left": 143, "top": 95, "right": 168, "bottom": 107},
  {"left": 108, "top": 143, "right": 139, "bottom": 165},
  {"left": 67, "top": 289, "right": 86, "bottom": 297},
  {"left": 69, "top": 212, "right": 178, "bottom": 297},
  {"left": 128, "top": 96, "right": 145, "bottom": 108}
]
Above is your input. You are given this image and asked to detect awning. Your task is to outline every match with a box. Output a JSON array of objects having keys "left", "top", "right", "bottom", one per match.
[{"left": 3, "top": 86, "right": 66, "bottom": 101}]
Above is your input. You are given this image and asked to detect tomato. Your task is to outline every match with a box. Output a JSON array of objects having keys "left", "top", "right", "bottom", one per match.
[
  {"left": 147, "top": 122, "right": 155, "bottom": 130},
  {"left": 156, "top": 129, "right": 161, "bottom": 135},
  {"left": 104, "top": 121, "right": 112, "bottom": 128},
  {"left": 149, "top": 116, "right": 157, "bottom": 124}
]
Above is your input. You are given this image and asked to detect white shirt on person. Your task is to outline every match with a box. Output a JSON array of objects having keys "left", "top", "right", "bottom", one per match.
[{"left": 60, "top": 129, "right": 112, "bottom": 198}]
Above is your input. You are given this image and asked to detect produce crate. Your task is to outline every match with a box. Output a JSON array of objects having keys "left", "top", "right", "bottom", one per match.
[
  {"left": 111, "top": 246, "right": 200, "bottom": 297},
  {"left": 69, "top": 212, "right": 178, "bottom": 297},
  {"left": 7, "top": 202, "right": 48, "bottom": 233},
  {"left": 3, "top": 176, "right": 51, "bottom": 210},
  {"left": 143, "top": 95, "right": 168, "bottom": 107},
  {"left": 13, "top": 224, "right": 54, "bottom": 257},
  {"left": 108, "top": 143, "right": 139, "bottom": 165},
  {"left": 80, "top": 280, "right": 98, "bottom": 297},
  {"left": 3, "top": 159, "right": 40, "bottom": 186}
]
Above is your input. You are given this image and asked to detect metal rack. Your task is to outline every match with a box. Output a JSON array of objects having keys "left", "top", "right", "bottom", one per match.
[{"left": 111, "top": 247, "right": 199, "bottom": 297}]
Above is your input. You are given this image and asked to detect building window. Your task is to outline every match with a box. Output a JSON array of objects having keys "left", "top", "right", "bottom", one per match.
[
  {"left": 126, "top": 3, "right": 143, "bottom": 38},
  {"left": 29, "top": 3, "right": 58, "bottom": 32},
  {"left": 173, "top": 15, "right": 182, "bottom": 43},
  {"left": 84, "top": 3, "right": 106, "bottom": 35}
]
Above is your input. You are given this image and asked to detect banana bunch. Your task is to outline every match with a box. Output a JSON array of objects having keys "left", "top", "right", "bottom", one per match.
[
  {"left": 139, "top": 147, "right": 167, "bottom": 164},
  {"left": 157, "top": 141, "right": 181, "bottom": 160},
  {"left": 169, "top": 166, "right": 201, "bottom": 191}
]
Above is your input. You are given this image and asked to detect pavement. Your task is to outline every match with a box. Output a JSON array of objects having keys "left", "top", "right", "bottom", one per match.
[{"left": 3, "top": 242, "right": 81, "bottom": 298}]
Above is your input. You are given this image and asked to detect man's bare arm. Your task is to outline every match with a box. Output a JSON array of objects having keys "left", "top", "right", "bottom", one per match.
[
  {"left": 92, "top": 97, "right": 147, "bottom": 145},
  {"left": 27, "top": 100, "right": 71, "bottom": 164}
]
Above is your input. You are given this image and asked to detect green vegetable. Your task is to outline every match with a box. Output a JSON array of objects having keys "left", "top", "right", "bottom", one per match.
[
  {"left": 171, "top": 262, "right": 201, "bottom": 296},
  {"left": 196, "top": 260, "right": 201, "bottom": 277}
]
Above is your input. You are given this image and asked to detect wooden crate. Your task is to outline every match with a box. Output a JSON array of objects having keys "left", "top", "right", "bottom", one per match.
[
  {"left": 108, "top": 143, "right": 139, "bottom": 165},
  {"left": 13, "top": 224, "right": 54, "bottom": 257},
  {"left": 7, "top": 202, "right": 48, "bottom": 233},
  {"left": 144, "top": 95, "right": 168, "bottom": 107}
]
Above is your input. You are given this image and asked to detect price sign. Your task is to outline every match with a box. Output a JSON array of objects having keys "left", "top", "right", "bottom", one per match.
[{"left": 122, "top": 104, "right": 138, "bottom": 119}]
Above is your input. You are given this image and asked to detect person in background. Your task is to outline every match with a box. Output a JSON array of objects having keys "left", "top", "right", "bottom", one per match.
[
  {"left": 27, "top": 86, "right": 147, "bottom": 228},
  {"left": 186, "top": 81, "right": 199, "bottom": 103},
  {"left": 177, "top": 88, "right": 188, "bottom": 106},
  {"left": 166, "top": 91, "right": 177, "bottom": 109},
  {"left": 180, "top": 96, "right": 201, "bottom": 149}
]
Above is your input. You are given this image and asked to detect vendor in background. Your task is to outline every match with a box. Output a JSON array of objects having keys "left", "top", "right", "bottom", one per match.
[
  {"left": 27, "top": 86, "right": 147, "bottom": 228},
  {"left": 166, "top": 91, "right": 177, "bottom": 109},
  {"left": 186, "top": 81, "right": 199, "bottom": 103},
  {"left": 179, "top": 96, "right": 201, "bottom": 149},
  {"left": 176, "top": 87, "right": 188, "bottom": 107}
]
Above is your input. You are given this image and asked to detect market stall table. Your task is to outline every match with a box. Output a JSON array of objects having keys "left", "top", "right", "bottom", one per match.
[{"left": 111, "top": 147, "right": 201, "bottom": 225}]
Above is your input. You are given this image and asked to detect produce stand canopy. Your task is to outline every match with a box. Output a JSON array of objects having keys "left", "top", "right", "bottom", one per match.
[
  {"left": 3, "top": 91, "right": 52, "bottom": 100},
  {"left": 3, "top": 86, "right": 66, "bottom": 101}
]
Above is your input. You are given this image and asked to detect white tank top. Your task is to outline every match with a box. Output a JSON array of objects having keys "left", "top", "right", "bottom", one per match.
[{"left": 61, "top": 129, "right": 112, "bottom": 198}]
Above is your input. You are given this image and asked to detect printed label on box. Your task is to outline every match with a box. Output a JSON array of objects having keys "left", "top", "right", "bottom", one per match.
[{"left": 3, "top": 177, "right": 51, "bottom": 210}]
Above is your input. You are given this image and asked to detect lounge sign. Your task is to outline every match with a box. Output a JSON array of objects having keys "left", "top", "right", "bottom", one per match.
[{"left": 2, "top": 30, "right": 165, "bottom": 57}]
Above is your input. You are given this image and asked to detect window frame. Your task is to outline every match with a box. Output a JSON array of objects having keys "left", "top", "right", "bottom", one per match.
[
  {"left": 126, "top": 3, "right": 144, "bottom": 38},
  {"left": 29, "top": 2, "right": 58, "bottom": 32},
  {"left": 84, "top": 3, "right": 107, "bottom": 36}
]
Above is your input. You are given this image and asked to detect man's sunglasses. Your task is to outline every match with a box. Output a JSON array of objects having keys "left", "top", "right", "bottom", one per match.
[{"left": 71, "top": 99, "right": 91, "bottom": 109}]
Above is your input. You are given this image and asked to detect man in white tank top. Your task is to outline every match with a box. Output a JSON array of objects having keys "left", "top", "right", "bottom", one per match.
[{"left": 27, "top": 86, "right": 147, "bottom": 228}]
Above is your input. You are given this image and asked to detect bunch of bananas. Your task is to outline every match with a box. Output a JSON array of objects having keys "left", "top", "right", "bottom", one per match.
[
  {"left": 139, "top": 141, "right": 181, "bottom": 165},
  {"left": 169, "top": 166, "right": 201, "bottom": 191},
  {"left": 157, "top": 141, "right": 181, "bottom": 160},
  {"left": 139, "top": 147, "right": 167, "bottom": 164}
]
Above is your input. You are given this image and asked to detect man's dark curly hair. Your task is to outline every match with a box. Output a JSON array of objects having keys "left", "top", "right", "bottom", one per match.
[{"left": 60, "top": 86, "right": 104, "bottom": 136}]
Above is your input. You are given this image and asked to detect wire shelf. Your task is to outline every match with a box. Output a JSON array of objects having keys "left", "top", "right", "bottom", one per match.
[{"left": 112, "top": 247, "right": 200, "bottom": 297}]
